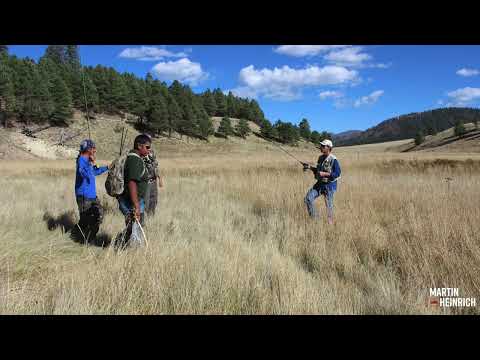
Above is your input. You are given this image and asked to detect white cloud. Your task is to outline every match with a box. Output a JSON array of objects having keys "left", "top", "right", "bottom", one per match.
[
  {"left": 369, "top": 62, "right": 392, "bottom": 69},
  {"left": 456, "top": 68, "right": 480, "bottom": 77},
  {"left": 151, "top": 58, "right": 209, "bottom": 86},
  {"left": 119, "top": 46, "right": 187, "bottom": 61},
  {"left": 274, "top": 45, "right": 350, "bottom": 57},
  {"left": 319, "top": 90, "right": 344, "bottom": 100},
  {"left": 354, "top": 90, "right": 384, "bottom": 107},
  {"left": 447, "top": 87, "right": 480, "bottom": 104},
  {"left": 227, "top": 86, "right": 259, "bottom": 100},
  {"left": 325, "top": 46, "right": 372, "bottom": 67},
  {"left": 333, "top": 98, "right": 351, "bottom": 109},
  {"left": 230, "top": 64, "right": 358, "bottom": 101}
]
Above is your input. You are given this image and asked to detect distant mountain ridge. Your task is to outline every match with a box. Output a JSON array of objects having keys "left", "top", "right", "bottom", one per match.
[
  {"left": 336, "top": 107, "right": 480, "bottom": 146},
  {"left": 332, "top": 130, "right": 362, "bottom": 142}
]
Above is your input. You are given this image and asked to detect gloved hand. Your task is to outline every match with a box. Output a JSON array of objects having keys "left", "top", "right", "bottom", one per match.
[{"left": 302, "top": 162, "right": 310, "bottom": 171}]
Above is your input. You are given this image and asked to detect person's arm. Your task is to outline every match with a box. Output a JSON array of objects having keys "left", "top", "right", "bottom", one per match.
[
  {"left": 330, "top": 159, "right": 341, "bottom": 180},
  {"left": 78, "top": 158, "right": 91, "bottom": 183},
  {"left": 125, "top": 156, "right": 144, "bottom": 220},
  {"left": 93, "top": 164, "right": 109, "bottom": 176},
  {"left": 128, "top": 180, "right": 141, "bottom": 220}
]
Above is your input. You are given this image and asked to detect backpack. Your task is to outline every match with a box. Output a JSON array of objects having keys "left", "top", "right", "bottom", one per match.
[{"left": 105, "top": 151, "right": 145, "bottom": 197}]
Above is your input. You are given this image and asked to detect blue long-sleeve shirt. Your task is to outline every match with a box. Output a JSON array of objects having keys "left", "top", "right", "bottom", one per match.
[
  {"left": 313, "top": 157, "right": 341, "bottom": 192},
  {"left": 75, "top": 155, "right": 108, "bottom": 199}
]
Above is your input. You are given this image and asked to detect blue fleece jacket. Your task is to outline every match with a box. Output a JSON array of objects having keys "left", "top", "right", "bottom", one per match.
[{"left": 75, "top": 155, "right": 108, "bottom": 199}]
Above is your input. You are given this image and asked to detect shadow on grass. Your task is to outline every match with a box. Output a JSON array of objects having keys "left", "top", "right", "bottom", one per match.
[{"left": 42, "top": 211, "right": 112, "bottom": 248}]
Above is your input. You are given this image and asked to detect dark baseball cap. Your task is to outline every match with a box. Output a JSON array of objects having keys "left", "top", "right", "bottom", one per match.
[{"left": 80, "top": 139, "right": 96, "bottom": 152}]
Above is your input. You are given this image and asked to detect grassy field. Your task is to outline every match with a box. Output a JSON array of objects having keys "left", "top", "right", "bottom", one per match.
[{"left": 1, "top": 141, "right": 479, "bottom": 314}]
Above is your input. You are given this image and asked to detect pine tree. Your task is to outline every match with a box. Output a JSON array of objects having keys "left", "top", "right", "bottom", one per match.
[
  {"left": 454, "top": 120, "right": 466, "bottom": 137},
  {"left": 128, "top": 77, "right": 148, "bottom": 121},
  {"left": 299, "top": 118, "right": 311, "bottom": 140},
  {"left": 30, "top": 64, "right": 54, "bottom": 122},
  {"left": 414, "top": 130, "right": 425, "bottom": 145},
  {"left": 81, "top": 71, "right": 99, "bottom": 115},
  {"left": 320, "top": 131, "right": 333, "bottom": 140},
  {"left": 65, "top": 45, "right": 80, "bottom": 69},
  {"left": 237, "top": 99, "right": 254, "bottom": 121},
  {"left": 0, "top": 46, "right": 8, "bottom": 56},
  {"left": 167, "top": 94, "right": 182, "bottom": 138},
  {"left": 0, "top": 59, "right": 16, "bottom": 125},
  {"left": 109, "top": 69, "right": 129, "bottom": 113},
  {"left": 197, "top": 108, "right": 214, "bottom": 139},
  {"left": 168, "top": 80, "right": 183, "bottom": 102},
  {"left": 202, "top": 89, "right": 217, "bottom": 116},
  {"left": 44, "top": 45, "right": 67, "bottom": 65},
  {"left": 274, "top": 120, "right": 299, "bottom": 144},
  {"left": 226, "top": 91, "right": 237, "bottom": 117},
  {"left": 217, "top": 116, "right": 233, "bottom": 138},
  {"left": 144, "top": 78, "right": 169, "bottom": 134},
  {"left": 213, "top": 88, "right": 226, "bottom": 117},
  {"left": 90, "top": 66, "right": 109, "bottom": 113},
  {"left": 260, "top": 119, "right": 275, "bottom": 139},
  {"left": 15, "top": 59, "right": 45, "bottom": 124},
  {"left": 50, "top": 75, "right": 73, "bottom": 125},
  {"left": 426, "top": 126, "right": 437, "bottom": 136},
  {"left": 148, "top": 94, "right": 169, "bottom": 135},
  {"left": 235, "top": 118, "right": 251, "bottom": 138},
  {"left": 310, "top": 130, "right": 321, "bottom": 144},
  {"left": 249, "top": 99, "right": 265, "bottom": 124},
  {"left": 168, "top": 80, "right": 186, "bottom": 120},
  {"left": 174, "top": 84, "right": 197, "bottom": 137}
]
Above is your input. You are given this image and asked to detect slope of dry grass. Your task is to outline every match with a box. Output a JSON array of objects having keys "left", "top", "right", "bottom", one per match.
[{"left": 1, "top": 145, "right": 479, "bottom": 314}]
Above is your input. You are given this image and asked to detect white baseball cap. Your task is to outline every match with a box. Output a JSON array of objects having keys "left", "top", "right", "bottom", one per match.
[{"left": 319, "top": 139, "right": 333, "bottom": 148}]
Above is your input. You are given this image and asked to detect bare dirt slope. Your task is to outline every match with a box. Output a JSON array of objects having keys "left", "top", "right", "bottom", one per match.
[
  {"left": 0, "top": 129, "right": 43, "bottom": 160},
  {"left": 1, "top": 112, "right": 319, "bottom": 161}
]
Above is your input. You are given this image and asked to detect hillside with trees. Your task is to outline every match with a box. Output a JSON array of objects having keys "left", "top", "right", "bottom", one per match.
[
  {"left": 336, "top": 108, "right": 480, "bottom": 146},
  {"left": 0, "top": 45, "right": 333, "bottom": 147}
]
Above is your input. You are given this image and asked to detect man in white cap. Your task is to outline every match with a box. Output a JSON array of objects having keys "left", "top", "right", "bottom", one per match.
[{"left": 302, "top": 139, "right": 341, "bottom": 224}]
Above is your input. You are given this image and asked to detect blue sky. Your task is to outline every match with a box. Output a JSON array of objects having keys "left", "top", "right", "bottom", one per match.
[{"left": 8, "top": 45, "right": 480, "bottom": 133}]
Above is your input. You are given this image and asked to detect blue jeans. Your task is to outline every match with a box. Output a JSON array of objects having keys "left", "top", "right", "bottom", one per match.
[
  {"left": 118, "top": 196, "right": 145, "bottom": 217},
  {"left": 304, "top": 187, "right": 335, "bottom": 219}
]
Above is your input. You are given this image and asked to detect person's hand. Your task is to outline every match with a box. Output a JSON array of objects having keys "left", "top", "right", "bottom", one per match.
[
  {"left": 302, "top": 162, "right": 310, "bottom": 171},
  {"left": 133, "top": 206, "right": 141, "bottom": 221},
  {"left": 319, "top": 171, "right": 330, "bottom": 177}
]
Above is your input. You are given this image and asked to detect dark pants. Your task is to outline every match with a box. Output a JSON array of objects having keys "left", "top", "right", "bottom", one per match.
[
  {"left": 144, "top": 180, "right": 158, "bottom": 216},
  {"left": 73, "top": 196, "right": 104, "bottom": 242}
]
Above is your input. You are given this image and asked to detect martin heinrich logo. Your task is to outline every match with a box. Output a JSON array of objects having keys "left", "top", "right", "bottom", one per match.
[{"left": 429, "top": 288, "right": 476, "bottom": 308}]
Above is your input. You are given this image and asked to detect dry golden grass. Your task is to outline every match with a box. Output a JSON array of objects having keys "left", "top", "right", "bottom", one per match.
[{"left": 1, "top": 144, "right": 479, "bottom": 314}]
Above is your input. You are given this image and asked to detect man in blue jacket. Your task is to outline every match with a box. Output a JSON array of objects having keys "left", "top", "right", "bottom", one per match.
[
  {"left": 73, "top": 139, "right": 109, "bottom": 243},
  {"left": 303, "top": 139, "right": 341, "bottom": 225}
]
